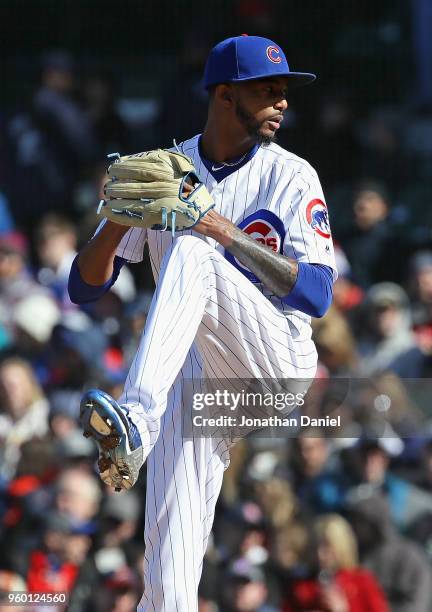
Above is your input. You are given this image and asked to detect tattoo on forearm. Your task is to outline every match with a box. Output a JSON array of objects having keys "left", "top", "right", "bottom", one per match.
[{"left": 227, "top": 228, "right": 298, "bottom": 296}]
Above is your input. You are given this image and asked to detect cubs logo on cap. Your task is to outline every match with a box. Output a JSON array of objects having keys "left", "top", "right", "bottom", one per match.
[
  {"left": 203, "top": 35, "right": 316, "bottom": 89},
  {"left": 225, "top": 210, "right": 285, "bottom": 283},
  {"left": 266, "top": 46, "right": 282, "bottom": 64},
  {"left": 305, "top": 199, "right": 331, "bottom": 239}
]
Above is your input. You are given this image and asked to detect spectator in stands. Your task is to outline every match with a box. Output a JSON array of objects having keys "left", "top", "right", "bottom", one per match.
[
  {"left": 0, "top": 357, "right": 49, "bottom": 479},
  {"left": 94, "top": 565, "right": 142, "bottom": 612},
  {"left": 312, "top": 307, "right": 359, "bottom": 376},
  {"left": 408, "top": 251, "right": 432, "bottom": 323},
  {"left": 290, "top": 432, "right": 349, "bottom": 515},
  {"left": 352, "top": 439, "right": 432, "bottom": 530},
  {"left": 332, "top": 244, "right": 364, "bottom": 314},
  {"left": 0, "top": 233, "right": 61, "bottom": 378},
  {"left": 82, "top": 70, "right": 129, "bottom": 156},
  {"left": 351, "top": 372, "right": 424, "bottom": 439},
  {"left": 0, "top": 232, "right": 46, "bottom": 335},
  {"left": 122, "top": 291, "right": 154, "bottom": 366},
  {"left": 12, "top": 294, "right": 61, "bottom": 366},
  {"left": 391, "top": 331, "right": 432, "bottom": 377},
  {"left": 35, "top": 214, "right": 78, "bottom": 307},
  {"left": 70, "top": 491, "right": 142, "bottom": 611},
  {"left": 346, "top": 490, "right": 432, "bottom": 612},
  {"left": 32, "top": 51, "right": 98, "bottom": 200},
  {"left": 26, "top": 511, "right": 91, "bottom": 595},
  {"left": 340, "top": 181, "right": 390, "bottom": 288},
  {"left": 98, "top": 490, "right": 140, "bottom": 551},
  {"left": 0, "top": 437, "right": 58, "bottom": 572},
  {"left": 56, "top": 429, "right": 96, "bottom": 471},
  {"left": 270, "top": 521, "right": 316, "bottom": 589},
  {"left": 281, "top": 514, "right": 388, "bottom": 612},
  {"left": 55, "top": 467, "right": 102, "bottom": 525},
  {"left": 253, "top": 477, "right": 297, "bottom": 531},
  {"left": 8, "top": 51, "right": 98, "bottom": 225},
  {"left": 221, "top": 559, "right": 278, "bottom": 612},
  {"left": 394, "top": 252, "right": 432, "bottom": 376},
  {"left": 356, "top": 283, "right": 415, "bottom": 376},
  {"left": 48, "top": 389, "right": 81, "bottom": 441}
]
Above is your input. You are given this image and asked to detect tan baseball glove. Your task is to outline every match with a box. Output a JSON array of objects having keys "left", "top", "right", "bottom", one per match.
[{"left": 98, "top": 149, "right": 214, "bottom": 235}]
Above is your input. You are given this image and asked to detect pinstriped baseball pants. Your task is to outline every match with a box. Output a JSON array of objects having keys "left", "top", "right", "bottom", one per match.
[{"left": 118, "top": 235, "right": 317, "bottom": 611}]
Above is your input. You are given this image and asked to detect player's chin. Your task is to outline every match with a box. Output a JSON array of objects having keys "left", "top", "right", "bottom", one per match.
[{"left": 256, "top": 127, "right": 277, "bottom": 145}]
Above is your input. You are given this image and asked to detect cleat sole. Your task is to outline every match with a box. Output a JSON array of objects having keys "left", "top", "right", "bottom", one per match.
[{"left": 79, "top": 389, "right": 143, "bottom": 492}]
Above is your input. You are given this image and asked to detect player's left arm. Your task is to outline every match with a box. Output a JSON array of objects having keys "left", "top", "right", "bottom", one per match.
[
  {"left": 195, "top": 209, "right": 299, "bottom": 295},
  {"left": 196, "top": 211, "right": 333, "bottom": 317}
]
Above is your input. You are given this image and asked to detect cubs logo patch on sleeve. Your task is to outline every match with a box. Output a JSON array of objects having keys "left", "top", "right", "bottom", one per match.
[
  {"left": 225, "top": 210, "right": 285, "bottom": 283},
  {"left": 305, "top": 199, "right": 331, "bottom": 239}
]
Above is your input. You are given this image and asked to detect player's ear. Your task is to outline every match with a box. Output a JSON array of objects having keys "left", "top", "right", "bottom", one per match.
[{"left": 215, "top": 84, "right": 233, "bottom": 107}]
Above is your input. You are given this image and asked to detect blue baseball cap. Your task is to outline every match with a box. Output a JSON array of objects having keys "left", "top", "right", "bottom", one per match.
[{"left": 203, "top": 35, "right": 316, "bottom": 90}]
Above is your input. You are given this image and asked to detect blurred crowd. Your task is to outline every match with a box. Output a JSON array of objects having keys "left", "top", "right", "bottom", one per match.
[{"left": 1, "top": 13, "right": 432, "bottom": 610}]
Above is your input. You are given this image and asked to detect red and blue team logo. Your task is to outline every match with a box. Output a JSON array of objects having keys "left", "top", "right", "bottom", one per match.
[
  {"left": 305, "top": 199, "right": 331, "bottom": 239},
  {"left": 225, "top": 210, "right": 285, "bottom": 283},
  {"left": 266, "top": 46, "right": 282, "bottom": 64}
]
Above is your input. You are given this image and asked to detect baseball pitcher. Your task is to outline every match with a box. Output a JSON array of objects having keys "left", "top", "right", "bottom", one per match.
[{"left": 69, "top": 35, "right": 337, "bottom": 611}]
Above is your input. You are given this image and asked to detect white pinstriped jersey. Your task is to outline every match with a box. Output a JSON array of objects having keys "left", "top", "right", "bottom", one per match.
[{"left": 114, "top": 135, "right": 337, "bottom": 331}]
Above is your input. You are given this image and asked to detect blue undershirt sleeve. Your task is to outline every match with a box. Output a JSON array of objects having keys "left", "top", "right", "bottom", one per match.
[
  {"left": 282, "top": 263, "right": 333, "bottom": 318},
  {"left": 68, "top": 254, "right": 126, "bottom": 304}
]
